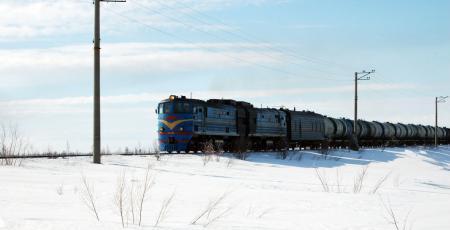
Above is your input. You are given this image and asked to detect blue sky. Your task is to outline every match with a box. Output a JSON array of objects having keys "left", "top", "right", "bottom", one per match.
[{"left": 0, "top": 0, "right": 449, "bottom": 152}]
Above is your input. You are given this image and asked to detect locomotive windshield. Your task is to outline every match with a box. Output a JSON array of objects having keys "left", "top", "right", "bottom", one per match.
[
  {"left": 158, "top": 102, "right": 192, "bottom": 114},
  {"left": 158, "top": 103, "right": 172, "bottom": 114},
  {"left": 174, "top": 102, "right": 192, "bottom": 114}
]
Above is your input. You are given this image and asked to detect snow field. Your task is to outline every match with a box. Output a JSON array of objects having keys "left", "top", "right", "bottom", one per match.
[{"left": 0, "top": 146, "right": 449, "bottom": 230}]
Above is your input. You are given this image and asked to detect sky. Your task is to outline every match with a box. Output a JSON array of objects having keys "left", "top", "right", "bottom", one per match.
[{"left": 0, "top": 0, "right": 449, "bottom": 153}]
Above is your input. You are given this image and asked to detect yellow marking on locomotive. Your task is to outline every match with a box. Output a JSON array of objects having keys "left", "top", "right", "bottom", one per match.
[{"left": 159, "top": 119, "right": 192, "bottom": 130}]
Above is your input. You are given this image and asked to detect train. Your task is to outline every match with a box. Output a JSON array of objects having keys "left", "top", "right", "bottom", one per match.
[{"left": 157, "top": 95, "right": 449, "bottom": 153}]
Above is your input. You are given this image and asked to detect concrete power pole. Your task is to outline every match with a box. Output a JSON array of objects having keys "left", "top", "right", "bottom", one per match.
[
  {"left": 435, "top": 96, "right": 448, "bottom": 148},
  {"left": 353, "top": 70, "right": 375, "bottom": 135},
  {"left": 93, "top": 0, "right": 126, "bottom": 164}
]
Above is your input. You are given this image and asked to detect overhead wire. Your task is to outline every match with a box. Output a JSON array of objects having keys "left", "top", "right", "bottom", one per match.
[
  {"left": 140, "top": 0, "right": 351, "bottom": 81},
  {"left": 103, "top": 3, "right": 351, "bottom": 82},
  {"left": 164, "top": 0, "right": 354, "bottom": 73},
  {"left": 102, "top": 6, "right": 313, "bottom": 81}
]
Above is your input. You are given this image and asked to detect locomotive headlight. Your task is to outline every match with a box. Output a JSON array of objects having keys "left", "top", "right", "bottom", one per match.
[
  {"left": 159, "top": 127, "right": 164, "bottom": 132},
  {"left": 169, "top": 95, "right": 176, "bottom": 101},
  {"left": 179, "top": 127, "right": 184, "bottom": 131}
]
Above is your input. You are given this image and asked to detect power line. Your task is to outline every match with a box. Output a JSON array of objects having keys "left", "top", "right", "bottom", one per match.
[
  {"left": 140, "top": 0, "right": 350, "bottom": 80},
  {"left": 103, "top": 5, "right": 350, "bottom": 82},
  {"left": 164, "top": 0, "right": 353, "bottom": 72}
]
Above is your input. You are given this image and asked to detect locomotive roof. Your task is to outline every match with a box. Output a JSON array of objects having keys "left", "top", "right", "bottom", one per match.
[
  {"left": 159, "top": 95, "right": 204, "bottom": 104},
  {"left": 159, "top": 96, "right": 238, "bottom": 109}
]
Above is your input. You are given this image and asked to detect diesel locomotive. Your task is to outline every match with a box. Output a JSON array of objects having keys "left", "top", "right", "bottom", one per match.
[{"left": 157, "top": 95, "right": 449, "bottom": 153}]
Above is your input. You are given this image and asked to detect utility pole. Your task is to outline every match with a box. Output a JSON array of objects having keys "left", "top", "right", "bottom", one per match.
[
  {"left": 435, "top": 96, "right": 448, "bottom": 148},
  {"left": 93, "top": 0, "right": 126, "bottom": 164},
  {"left": 354, "top": 70, "right": 375, "bottom": 135}
]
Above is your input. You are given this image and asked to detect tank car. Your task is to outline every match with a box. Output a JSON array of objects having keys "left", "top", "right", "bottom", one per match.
[
  {"left": 381, "top": 122, "right": 396, "bottom": 140},
  {"left": 394, "top": 123, "right": 407, "bottom": 140},
  {"left": 369, "top": 121, "right": 384, "bottom": 139},
  {"left": 357, "top": 120, "right": 370, "bottom": 139}
]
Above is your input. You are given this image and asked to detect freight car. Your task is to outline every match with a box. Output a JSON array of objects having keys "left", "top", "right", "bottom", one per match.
[{"left": 157, "top": 95, "right": 449, "bottom": 153}]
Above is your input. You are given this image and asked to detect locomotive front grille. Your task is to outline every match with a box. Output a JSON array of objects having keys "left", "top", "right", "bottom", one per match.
[{"left": 166, "top": 144, "right": 177, "bottom": 152}]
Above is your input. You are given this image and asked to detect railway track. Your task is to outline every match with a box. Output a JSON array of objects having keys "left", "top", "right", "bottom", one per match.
[{"left": 0, "top": 152, "right": 161, "bottom": 159}]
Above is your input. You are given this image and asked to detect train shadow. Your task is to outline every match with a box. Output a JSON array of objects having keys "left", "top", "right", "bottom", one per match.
[
  {"left": 410, "top": 147, "right": 450, "bottom": 171},
  {"left": 245, "top": 145, "right": 450, "bottom": 169}
]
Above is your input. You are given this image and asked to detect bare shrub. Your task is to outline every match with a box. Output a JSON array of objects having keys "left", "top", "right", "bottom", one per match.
[
  {"left": 114, "top": 172, "right": 127, "bottom": 228},
  {"left": 335, "top": 168, "right": 342, "bottom": 193},
  {"left": 103, "top": 145, "right": 111, "bottom": 155},
  {"left": 202, "top": 141, "right": 215, "bottom": 166},
  {"left": 135, "top": 142, "right": 143, "bottom": 155},
  {"left": 353, "top": 165, "right": 369, "bottom": 193},
  {"left": 245, "top": 204, "right": 273, "bottom": 219},
  {"left": 314, "top": 168, "right": 330, "bottom": 192},
  {"left": 128, "top": 179, "right": 138, "bottom": 225},
  {"left": 63, "top": 141, "right": 71, "bottom": 156},
  {"left": 245, "top": 204, "right": 254, "bottom": 217},
  {"left": 80, "top": 175, "right": 100, "bottom": 221},
  {"left": 257, "top": 207, "right": 274, "bottom": 219},
  {"left": 155, "top": 191, "right": 175, "bottom": 227},
  {"left": 56, "top": 183, "right": 64, "bottom": 196},
  {"left": 0, "top": 124, "right": 29, "bottom": 166},
  {"left": 137, "top": 163, "right": 154, "bottom": 226},
  {"left": 372, "top": 172, "right": 391, "bottom": 194},
  {"left": 380, "top": 197, "right": 412, "bottom": 230},
  {"left": 226, "top": 156, "right": 234, "bottom": 168},
  {"left": 115, "top": 165, "right": 154, "bottom": 227},
  {"left": 204, "top": 206, "right": 233, "bottom": 227},
  {"left": 191, "top": 192, "right": 230, "bottom": 225},
  {"left": 152, "top": 139, "right": 161, "bottom": 161},
  {"left": 211, "top": 142, "right": 224, "bottom": 162}
]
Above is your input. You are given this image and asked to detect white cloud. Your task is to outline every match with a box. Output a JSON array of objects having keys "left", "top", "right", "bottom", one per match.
[
  {"left": 0, "top": 0, "right": 282, "bottom": 40},
  {"left": 0, "top": 42, "right": 288, "bottom": 88},
  {"left": 0, "top": 83, "right": 416, "bottom": 114},
  {"left": 0, "top": 1, "right": 92, "bottom": 39}
]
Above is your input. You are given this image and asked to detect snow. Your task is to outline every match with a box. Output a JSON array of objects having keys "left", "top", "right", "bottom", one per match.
[{"left": 1, "top": 146, "right": 450, "bottom": 230}]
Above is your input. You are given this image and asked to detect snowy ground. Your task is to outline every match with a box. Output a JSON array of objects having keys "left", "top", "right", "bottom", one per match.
[{"left": 1, "top": 146, "right": 450, "bottom": 230}]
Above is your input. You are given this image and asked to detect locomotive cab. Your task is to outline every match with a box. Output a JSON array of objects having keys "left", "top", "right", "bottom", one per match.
[{"left": 157, "top": 95, "right": 194, "bottom": 153}]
